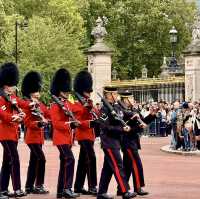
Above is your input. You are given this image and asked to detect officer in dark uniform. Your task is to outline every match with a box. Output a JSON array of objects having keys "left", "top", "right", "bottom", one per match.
[
  {"left": 0, "top": 63, "right": 29, "bottom": 198},
  {"left": 21, "top": 71, "right": 50, "bottom": 194},
  {"left": 73, "top": 70, "right": 98, "bottom": 195},
  {"left": 118, "top": 91, "right": 156, "bottom": 196},
  {"left": 97, "top": 87, "right": 136, "bottom": 199},
  {"left": 50, "top": 68, "right": 80, "bottom": 199}
]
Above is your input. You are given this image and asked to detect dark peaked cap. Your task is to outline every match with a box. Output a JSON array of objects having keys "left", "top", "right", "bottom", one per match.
[
  {"left": 21, "top": 71, "right": 42, "bottom": 98},
  {"left": 104, "top": 86, "right": 118, "bottom": 92},
  {"left": 119, "top": 90, "right": 132, "bottom": 97},
  {"left": 73, "top": 70, "right": 93, "bottom": 94},
  {"left": 0, "top": 62, "right": 19, "bottom": 87},
  {"left": 50, "top": 68, "right": 71, "bottom": 96}
]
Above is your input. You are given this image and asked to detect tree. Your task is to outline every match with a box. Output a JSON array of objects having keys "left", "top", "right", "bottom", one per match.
[
  {"left": 1, "top": 0, "right": 86, "bottom": 102},
  {"left": 79, "top": 0, "right": 196, "bottom": 79}
]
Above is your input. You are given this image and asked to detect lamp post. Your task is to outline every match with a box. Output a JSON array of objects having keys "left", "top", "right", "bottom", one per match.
[
  {"left": 169, "top": 26, "right": 178, "bottom": 58},
  {"left": 168, "top": 26, "right": 179, "bottom": 71},
  {"left": 15, "top": 17, "right": 28, "bottom": 64}
]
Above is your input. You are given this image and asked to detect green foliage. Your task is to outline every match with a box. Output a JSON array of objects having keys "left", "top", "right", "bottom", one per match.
[
  {"left": 1, "top": 0, "right": 86, "bottom": 103},
  {"left": 0, "top": 0, "right": 197, "bottom": 102},
  {"left": 79, "top": 0, "right": 196, "bottom": 79}
]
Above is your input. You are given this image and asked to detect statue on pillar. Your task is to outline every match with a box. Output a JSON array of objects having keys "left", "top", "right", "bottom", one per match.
[
  {"left": 91, "top": 16, "right": 108, "bottom": 43},
  {"left": 192, "top": 11, "right": 200, "bottom": 41}
]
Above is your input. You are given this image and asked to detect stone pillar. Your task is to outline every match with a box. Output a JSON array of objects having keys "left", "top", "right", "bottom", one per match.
[
  {"left": 87, "top": 17, "right": 113, "bottom": 103},
  {"left": 183, "top": 13, "right": 200, "bottom": 101}
]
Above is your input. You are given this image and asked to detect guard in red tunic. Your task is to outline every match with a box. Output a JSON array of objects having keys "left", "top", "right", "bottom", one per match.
[
  {"left": 50, "top": 68, "right": 80, "bottom": 199},
  {"left": 73, "top": 71, "right": 98, "bottom": 195},
  {"left": 21, "top": 71, "right": 50, "bottom": 195},
  {"left": 0, "top": 62, "right": 28, "bottom": 198}
]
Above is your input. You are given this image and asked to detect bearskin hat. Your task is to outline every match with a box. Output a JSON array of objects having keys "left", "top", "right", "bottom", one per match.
[
  {"left": 73, "top": 70, "right": 93, "bottom": 95},
  {"left": 0, "top": 62, "right": 19, "bottom": 87},
  {"left": 21, "top": 71, "right": 42, "bottom": 98},
  {"left": 50, "top": 68, "right": 71, "bottom": 96}
]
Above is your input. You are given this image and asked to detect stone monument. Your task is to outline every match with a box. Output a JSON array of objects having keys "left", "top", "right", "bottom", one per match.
[
  {"left": 183, "top": 12, "right": 200, "bottom": 101},
  {"left": 160, "top": 57, "right": 170, "bottom": 78},
  {"left": 87, "top": 16, "right": 113, "bottom": 103}
]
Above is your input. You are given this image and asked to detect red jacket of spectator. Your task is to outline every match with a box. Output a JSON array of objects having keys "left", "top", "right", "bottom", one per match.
[
  {"left": 0, "top": 95, "right": 29, "bottom": 141},
  {"left": 24, "top": 100, "right": 51, "bottom": 144}
]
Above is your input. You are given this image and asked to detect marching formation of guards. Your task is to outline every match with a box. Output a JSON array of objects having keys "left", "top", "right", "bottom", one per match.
[{"left": 0, "top": 62, "right": 157, "bottom": 199}]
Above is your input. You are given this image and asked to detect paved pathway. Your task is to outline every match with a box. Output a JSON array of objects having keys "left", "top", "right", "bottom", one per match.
[{"left": 0, "top": 136, "right": 200, "bottom": 199}]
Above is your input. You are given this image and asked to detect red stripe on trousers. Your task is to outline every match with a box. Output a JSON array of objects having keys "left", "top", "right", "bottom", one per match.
[
  {"left": 107, "top": 149, "right": 126, "bottom": 193},
  {"left": 127, "top": 149, "right": 140, "bottom": 190}
]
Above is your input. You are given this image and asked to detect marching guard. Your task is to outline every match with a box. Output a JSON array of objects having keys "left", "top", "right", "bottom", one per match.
[
  {"left": 0, "top": 63, "right": 29, "bottom": 197},
  {"left": 73, "top": 70, "right": 98, "bottom": 195},
  {"left": 50, "top": 68, "right": 80, "bottom": 199},
  {"left": 97, "top": 87, "right": 136, "bottom": 199},
  {"left": 118, "top": 91, "right": 156, "bottom": 196},
  {"left": 21, "top": 71, "right": 50, "bottom": 194}
]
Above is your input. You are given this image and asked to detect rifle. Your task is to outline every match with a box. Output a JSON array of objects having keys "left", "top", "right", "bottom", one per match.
[
  {"left": 97, "top": 92, "right": 128, "bottom": 127},
  {"left": 0, "top": 89, "right": 25, "bottom": 117},
  {"left": 51, "top": 95, "right": 80, "bottom": 127},
  {"left": 74, "top": 92, "right": 99, "bottom": 120},
  {"left": 28, "top": 100, "right": 49, "bottom": 127},
  {"left": 117, "top": 100, "right": 147, "bottom": 127}
]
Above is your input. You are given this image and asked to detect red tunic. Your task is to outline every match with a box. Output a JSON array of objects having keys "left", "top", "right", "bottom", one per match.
[
  {"left": 50, "top": 100, "right": 75, "bottom": 146},
  {"left": 0, "top": 95, "right": 30, "bottom": 141},
  {"left": 24, "top": 101, "right": 50, "bottom": 144},
  {"left": 74, "top": 101, "right": 97, "bottom": 142}
]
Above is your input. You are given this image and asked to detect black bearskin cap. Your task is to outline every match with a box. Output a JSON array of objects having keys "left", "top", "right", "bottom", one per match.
[
  {"left": 21, "top": 71, "right": 42, "bottom": 98},
  {"left": 50, "top": 68, "right": 71, "bottom": 96},
  {"left": 73, "top": 70, "right": 93, "bottom": 95},
  {"left": 0, "top": 62, "right": 19, "bottom": 87}
]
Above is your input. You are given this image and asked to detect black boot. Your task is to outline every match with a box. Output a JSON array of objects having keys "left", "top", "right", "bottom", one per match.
[
  {"left": 13, "top": 190, "right": 27, "bottom": 197},
  {"left": 97, "top": 193, "right": 114, "bottom": 199},
  {"left": 1, "top": 190, "right": 15, "bottom": 197},
  {"left": 62, "top": 189, "right": 80, "bottom": 198},
  {"left": 25, "top": 187, "right": 35, "bottom": 194},
  {"left": 88, "top": 187, "right": 97, "bottom": 195},
  {"left": 136, "top": 188, "right": 149, "bottom": 196},
  {"left": 122, "top": 191, "right": 137, "bottom": 199},
  {"left": 74, "top": 188, "right": 88, "bottom": 195},
  {"left": 57, "top": 192, "right": 63, "bottom": 198},
  {"left": 117, "top": 190, "right": 123, "bottom": 196},
  {"left": 0, "top": 193, "right": 8, "bottom": 199},
  {"left": 33, "top": 185, "right": 49, "bottom": 194}
]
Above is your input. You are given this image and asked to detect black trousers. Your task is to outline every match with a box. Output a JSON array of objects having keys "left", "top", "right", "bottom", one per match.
[
  {"left": 0, "top": 140, "right": 21, "bottom": 191},
  {"left": 98, "top": 148, "right": 129, "bottom": 195},
  {"left": 57, "top": 144, "right": 75, "bottom": 193},
  {"left": 25, "top": 144, "right": 46, "bottom": 189},
  {"left": 74, "top": 140, "right": 97, "bottom": 190},
  {"left": 123, "top": 148, "right": 145, "bottom": 191}
]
